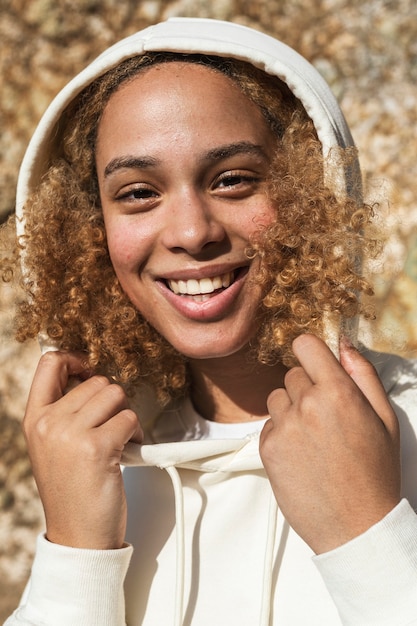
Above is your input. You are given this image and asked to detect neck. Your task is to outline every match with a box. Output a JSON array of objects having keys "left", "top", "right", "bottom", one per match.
[{"left": 189, "top": 349, "right": 287, "bottom": 423}]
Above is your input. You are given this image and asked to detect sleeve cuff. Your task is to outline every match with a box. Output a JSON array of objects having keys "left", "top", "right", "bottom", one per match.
[
  {"left": 313, "top": 499, "right": 417, "bottom": 625},
  {"left": 14, "top": 533, "right": 133, "bottom": 626}
]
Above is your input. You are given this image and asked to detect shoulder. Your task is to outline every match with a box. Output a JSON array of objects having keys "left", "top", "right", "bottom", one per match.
[
  {"left": 361, "top": 347, "right": 417, "bottom": 396},
  {"left": 362, "top": 347, "right": 417, "bottom": 510}
]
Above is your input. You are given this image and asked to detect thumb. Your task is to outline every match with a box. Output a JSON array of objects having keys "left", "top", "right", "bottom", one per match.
[
  {"left": 130, "top": 420, "right": 144, "bottom": 444},
  {"left": 339, "top": 336, "right": 399, "bottom": 436}
]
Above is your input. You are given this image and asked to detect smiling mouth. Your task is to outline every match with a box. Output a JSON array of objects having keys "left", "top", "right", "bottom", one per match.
[{"left": 166, "top": 271, "right": 235, "bottom": 302}]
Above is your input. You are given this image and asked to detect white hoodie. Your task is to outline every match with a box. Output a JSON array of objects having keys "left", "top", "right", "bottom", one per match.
[{"left": 6, "top": 17, "right": 417, "bottom": 626}]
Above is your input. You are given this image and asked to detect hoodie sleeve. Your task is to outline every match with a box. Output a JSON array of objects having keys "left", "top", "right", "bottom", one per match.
[
  {"left": 4, "top": 534, "right": 133, "bottom": 626},
  {"left": 313, "top": 499, "right": 417, "bottom": 625}
]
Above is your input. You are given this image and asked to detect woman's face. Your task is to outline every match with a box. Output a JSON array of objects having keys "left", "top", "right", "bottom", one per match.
[{"left": 96, "top": 61, "right": 277, "bottom": 360}]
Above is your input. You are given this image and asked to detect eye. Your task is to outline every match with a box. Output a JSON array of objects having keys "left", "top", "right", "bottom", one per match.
[
  {"left": 117, "top": 186, "right": 157, "bottom": 200},
  {"left": 213, "top": 171, "right": 262, "bottom": 197},
  {"left": 115, "top": 184, "right": 160, "bottom": 210},
  {"left": 217, "top": 172, "right": 258, "bottom": 187}
]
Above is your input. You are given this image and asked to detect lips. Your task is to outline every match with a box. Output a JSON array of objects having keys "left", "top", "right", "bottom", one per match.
[
  {"left": 157, "top": 266, "right": 250, "bottom": 320},
  {"left": 167, "top": 271, "right": 234, "bottom": 296}
]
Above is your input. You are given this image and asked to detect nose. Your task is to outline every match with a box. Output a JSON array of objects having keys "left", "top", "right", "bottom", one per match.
[{"left": 162, "top": 188, "right": 226, "bottom": 255}]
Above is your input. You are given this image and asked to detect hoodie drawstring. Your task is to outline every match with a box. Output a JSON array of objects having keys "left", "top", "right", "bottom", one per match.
[
  {"left": 166, "top": 465, "right": 186, "bottom": 626},
  {"left": 259, "top": 491, "right": 278, "bottom": 626},
  {"left": 164, "top": 462, "right": 287, "bottom": 626}
]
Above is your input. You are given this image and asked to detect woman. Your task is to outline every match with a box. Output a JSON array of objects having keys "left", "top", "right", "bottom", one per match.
[{"left": 4, "top": 17, "right": 417, "bottom": 625}]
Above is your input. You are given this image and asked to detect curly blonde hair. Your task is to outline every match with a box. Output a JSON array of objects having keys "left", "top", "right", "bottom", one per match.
[{"left": 2, "top": 52, "right": 374, "bottom": 403}]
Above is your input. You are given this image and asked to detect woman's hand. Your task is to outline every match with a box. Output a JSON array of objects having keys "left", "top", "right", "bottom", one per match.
[
  {"left": 260, "top": 334, "right": 401, "bottom": 554},
  {"left": 23, "top": 351, "right": 143, "bottom": 550}
]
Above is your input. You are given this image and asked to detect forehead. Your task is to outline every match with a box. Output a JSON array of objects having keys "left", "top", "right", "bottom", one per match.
[
  {"left": 96, "top": 61, "right": 275, "bottom": 154},
  {"left": 101, "top": 60, "right": 264, "bottom": 114}
]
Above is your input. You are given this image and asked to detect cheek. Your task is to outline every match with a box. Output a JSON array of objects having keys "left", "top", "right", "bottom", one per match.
[
  {"left": 258, "top": 197, "right": 277, "bottom": 223},
  {"left": 105, "top": 222, "right": 141, "bottom": 274},
  {"left": 239, "top": 202, "right": 276, "bottom": 239}
]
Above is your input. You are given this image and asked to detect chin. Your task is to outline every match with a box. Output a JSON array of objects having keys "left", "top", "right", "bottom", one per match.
[{"left": 172, "top": 336, "right": 254, "bottom": 361}]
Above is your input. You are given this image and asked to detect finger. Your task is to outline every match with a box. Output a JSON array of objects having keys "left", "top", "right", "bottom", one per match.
[
  {"left": 292, "top": 334, "right": 345, "bottom": 384},
  {"left": 282, "top": 365, "right": 313, "bottom": 403},
  {"left": 267, "top": 386, "right": 291, "bottom": 418},
  {"left": 56, "top": 374, "right": 115, "bottom": 417},
  {"left": 339, "top": 336, "right": 399, "bottom": 435},
  {"left": 77, "top": 381, "right": 131, "bottom": 429},
  {"left": 65, "top": 380, "right": 144, "bottom": 439},
  {"left": 27, "top": 351, "right": 92, "bottom": 409},
  {"left": 98, "top": 409, "right": 143, "bottom": 449}
]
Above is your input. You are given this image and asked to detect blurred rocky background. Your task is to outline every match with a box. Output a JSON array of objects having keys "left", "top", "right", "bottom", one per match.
[{"left": 0, "top": 0, "right": 416, "bottom": 619}]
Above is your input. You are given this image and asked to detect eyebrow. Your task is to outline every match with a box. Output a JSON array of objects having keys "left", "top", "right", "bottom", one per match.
[
  {"left": 104, "top": 156, "right": 160, "bottom": 178},
  {"left": 203, "top": 141, "right": 270, "bottom": 163},
  {"left": 103, "top": 141, "right": 270, "bottom": 178}
]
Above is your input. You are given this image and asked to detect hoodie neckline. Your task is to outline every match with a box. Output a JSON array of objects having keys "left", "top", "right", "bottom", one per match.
[{"left": 149, "top": 397, "right": 268, "bottom": 443}]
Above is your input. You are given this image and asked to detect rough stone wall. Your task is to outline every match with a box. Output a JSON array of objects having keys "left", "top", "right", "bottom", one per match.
[{"left": 1, "top": 0, "right": 416, "bottom": 618}]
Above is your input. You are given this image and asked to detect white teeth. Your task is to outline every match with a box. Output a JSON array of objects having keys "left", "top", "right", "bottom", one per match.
[
  {"left": 168, "top": 271, "right": 234, "bottom": 296},
  {"left": 211, "top": 276, "right": 223, "bottom": 290},
  {"left": 186, "top": 279, "right": 200, "bottom": 295}
]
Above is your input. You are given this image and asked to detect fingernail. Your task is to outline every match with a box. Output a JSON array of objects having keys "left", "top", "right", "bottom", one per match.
[{"left": 340, "top": 334, "right": 356, "bottom": 350}]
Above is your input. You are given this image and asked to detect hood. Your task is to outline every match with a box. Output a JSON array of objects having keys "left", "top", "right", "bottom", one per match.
[
  {"left": 15, "top": 17, "right": 362, "bottom": 357},
  {"left": 16, "top": 17, "right": 359, "bottom": 216}
]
